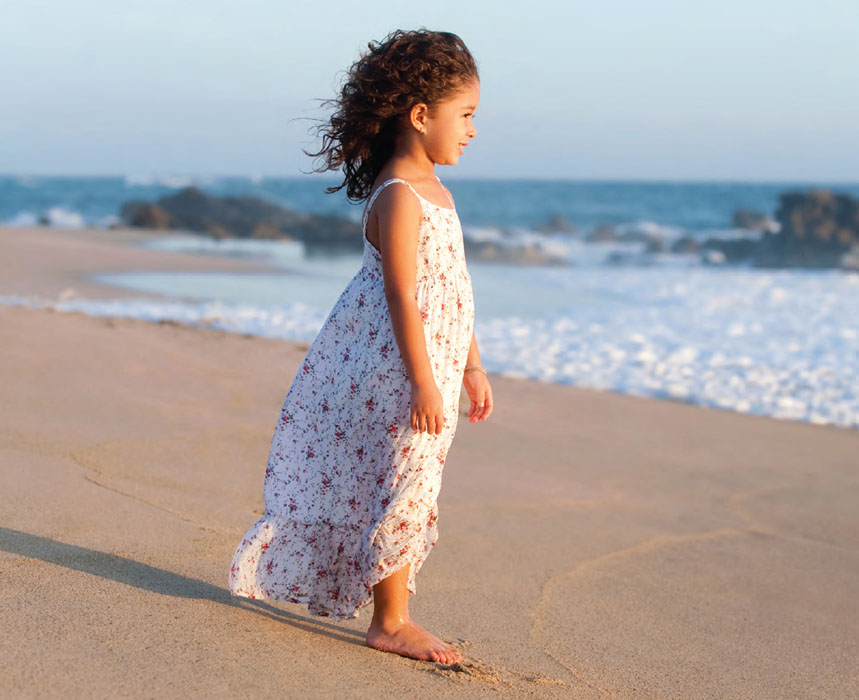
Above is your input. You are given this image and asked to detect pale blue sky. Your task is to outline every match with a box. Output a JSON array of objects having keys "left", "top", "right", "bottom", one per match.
[{"left": 2, "top": 0, "right": 857, "bottom": 181}]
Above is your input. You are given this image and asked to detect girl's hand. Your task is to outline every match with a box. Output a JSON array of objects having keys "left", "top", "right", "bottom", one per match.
[
  {"left": 410, "top": 381, "right": 445, "bottom": 435},
  {"left": 463, "top": 371, "right": 493, "bottom": 423}
]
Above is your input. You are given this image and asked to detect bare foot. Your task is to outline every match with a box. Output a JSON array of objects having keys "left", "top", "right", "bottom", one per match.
[
  {"left": 406, "top": 619, "right": 462, "bottom": 663},
  {"left": 366, "top": 619, "right": 462, "bottom": 664}
]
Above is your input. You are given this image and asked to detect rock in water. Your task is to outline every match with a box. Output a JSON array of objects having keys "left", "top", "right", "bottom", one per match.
[
  {"left": 120, "top": 186, "right": 361, "bottom": 251},
  {"left": 704, "top": 189, "right": 859, "bottom": 269},
  {"left": 757, "top": 189, "right": 859, "bottom": 268},
  {"left": 536, "top": 213, "right": 578, "bottom": 235},
  {"left": 732, "top": 208, "right": 779, "bottom": 233},
  {"left": 120, "top": 202, "right": 172, "bottom": 229}
]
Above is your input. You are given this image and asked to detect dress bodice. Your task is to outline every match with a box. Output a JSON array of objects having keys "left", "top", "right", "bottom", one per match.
[{"left": 361, "top": 177, "right": 471, "bottom": 286}]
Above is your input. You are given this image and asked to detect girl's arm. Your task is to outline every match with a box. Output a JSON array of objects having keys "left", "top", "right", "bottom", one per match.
[
  {"left": 462, "top": 329, "right": 493, "bottom": 422},
  {"left": 465, "top": 329, "right": 481, "bottom": 368},
  {"left": 375, "top": 185, "right": 432, "bottom": 385}
]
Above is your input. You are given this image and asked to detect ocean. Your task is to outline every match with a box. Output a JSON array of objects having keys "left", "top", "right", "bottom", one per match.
[{"left": 2, "top": 174, "right": 858, "bottom": 429}]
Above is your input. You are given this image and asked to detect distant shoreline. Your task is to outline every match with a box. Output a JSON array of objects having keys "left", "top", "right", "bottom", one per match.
[{"left": 0, "top": 224, "right": 283, "bottom": 303}]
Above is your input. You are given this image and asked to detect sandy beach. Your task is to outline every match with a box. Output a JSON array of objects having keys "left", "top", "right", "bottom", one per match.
[{"left": 1, "top": 224, "right": 857, "bottom": 699}]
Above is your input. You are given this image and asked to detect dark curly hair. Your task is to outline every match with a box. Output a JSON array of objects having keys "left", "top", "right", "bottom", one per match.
[{"left": 303, "top": 28, "right": 479, "bottom": 202}]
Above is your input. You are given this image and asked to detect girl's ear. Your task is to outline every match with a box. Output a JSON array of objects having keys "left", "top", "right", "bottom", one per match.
[{"left": 409, "top": 102, "right": 429, "bottom": 135}]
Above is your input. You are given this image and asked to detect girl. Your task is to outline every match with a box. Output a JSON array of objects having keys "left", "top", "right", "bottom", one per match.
[{"left": 229, "top": 28, "right": 492, "bottom": 666}]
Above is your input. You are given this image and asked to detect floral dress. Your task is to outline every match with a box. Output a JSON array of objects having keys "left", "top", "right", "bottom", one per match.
[{"left": 228, "top": 175, "right": 475, "bottom": 620}]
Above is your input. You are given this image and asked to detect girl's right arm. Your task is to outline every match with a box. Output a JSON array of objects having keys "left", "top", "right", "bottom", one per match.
[{"left": 374, "top": 185, "right": 444, "bottom": 435}]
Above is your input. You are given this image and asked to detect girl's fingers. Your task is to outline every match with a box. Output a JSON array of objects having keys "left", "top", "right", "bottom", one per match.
[
  {"left": 482, "top": 388, "right": 494, "bottom": 420},
  {"left": 412, "top": 412, "right": 445, "bottom": 433},
  {"left": 470, "top": 384, "right": 493, "bottom": 421},
  {"left": 470, "top": 398, "right": 484, "bottom": 421},
  {"left": 412, "top": 399, "right": 445, "bottom": 433}
]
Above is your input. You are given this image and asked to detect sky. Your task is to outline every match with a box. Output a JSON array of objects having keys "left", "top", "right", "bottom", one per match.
[{"left": 2, "top": 0, "right": 857, "bottom": 182}]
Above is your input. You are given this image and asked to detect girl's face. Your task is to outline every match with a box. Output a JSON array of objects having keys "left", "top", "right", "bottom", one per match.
[{"left": 422, "top": 78, "right": 480, "bottom": 166}]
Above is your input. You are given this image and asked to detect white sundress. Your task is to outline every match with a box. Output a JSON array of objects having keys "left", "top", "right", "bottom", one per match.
[{"left": 228, "top": 175, "right": 476, "bottom": 620}]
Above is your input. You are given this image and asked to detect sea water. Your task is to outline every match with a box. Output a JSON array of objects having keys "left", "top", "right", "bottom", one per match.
[{"left": 2, "top": 175, "right": 857, "bottom": 429}]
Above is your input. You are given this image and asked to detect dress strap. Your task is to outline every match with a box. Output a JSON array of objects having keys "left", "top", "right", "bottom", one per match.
[
  {"left": 435, "top": 174, "right": 455, "bottom": 208},
  {"left": 362, "top": 178, "right": 421, "bottom": 232}
]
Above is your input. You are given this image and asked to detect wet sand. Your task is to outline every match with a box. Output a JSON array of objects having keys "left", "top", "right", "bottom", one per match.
[{"left": 1, "top": 225, "right": 857, "bottom": 699}]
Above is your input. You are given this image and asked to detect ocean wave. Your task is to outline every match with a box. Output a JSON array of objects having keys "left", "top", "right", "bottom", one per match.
[
  {"left": 122, "top": 174, "right": 219, "bottom": 189},
  {"left": 3, "top": 209, "right": 121, "bottom": 230},
  {"left": 615, "top": 219, "right": 686, "bottom": 241},
  {"left": 0, "top": 294, "right": 326, "bottom": 343},
  {"left": 2, "top": 265, "right": 857, "bottom": 430},
  {"left": 136, "top": 234, "right": 307, "bottom": 267}
]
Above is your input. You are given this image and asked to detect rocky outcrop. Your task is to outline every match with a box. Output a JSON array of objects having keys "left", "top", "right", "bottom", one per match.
[
  {"left": 757, "top": 189, "right": 859, "bottom": 268},
  {"left": 701, "top": 237, "right": 760, "bottom": 263},
  {"left": 671, "top": 236, "right": 700, "bottom": 254},
  {"left": 120, "top": 186, "right": 361, "bottom": 251},
  {"left": 584, "top": 223, "right": 666, "bottom": 248},
  {"left": 118, "top": 202, "right": 172, "bottom": 229},
  {"left": 120, "top": 186, "right": 571, "bottom": 264},
  {"left": 732, "top": 208, "right": 779, "bottom": 233},
  {"left": 585, "top": 224, "right": 618, "bottom": 243},
  {"left": 536, "top": 213, "right": 577, "bottom": 235},
  {"left": 705, "top": 189, "right": 859, "bottom": 270}
]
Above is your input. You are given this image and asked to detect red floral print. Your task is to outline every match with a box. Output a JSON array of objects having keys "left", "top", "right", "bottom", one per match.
[{"left": 228, "top": 176, "right": 475, "bottom": 620}]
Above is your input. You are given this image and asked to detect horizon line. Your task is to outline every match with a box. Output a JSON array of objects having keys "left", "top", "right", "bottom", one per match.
[{"left": 3, "top": 172, "right": 859, "bottom": 187}]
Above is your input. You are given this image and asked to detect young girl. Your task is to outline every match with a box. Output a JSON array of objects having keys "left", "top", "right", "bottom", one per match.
[{"left": 228, "top": 28, "right": 492, "bottom": 666}]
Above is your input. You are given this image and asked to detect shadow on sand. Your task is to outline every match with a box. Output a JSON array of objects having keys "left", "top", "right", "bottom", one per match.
[{"left": 0, "top": 527, "right": 367, "bottom": 647}]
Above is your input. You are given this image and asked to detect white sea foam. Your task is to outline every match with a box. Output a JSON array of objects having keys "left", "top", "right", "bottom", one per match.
[
  {"left": 44, "top": 207, "right": 86, "bottom": 228},
  {"left": 461, "top": 224, "right": 730, "bottom": 267},
  {"left": 122, "top": 174, "right": 217, "bottom": 188},
  {"left": 0, "top": 294, "right": 327, "bottom": 342},
  {"left": 2, "top": 263, "right": 856, "bottom": 430},
  {"left": 462, "top": 225, "right": 505, "bottom": 243},
  {"left": 6, "top": 211, "right": 39, "bottom": 227},
  {"left": 4, "top": 207, "right": 88, "bottom": 228},
  {"left": 473, "top": 267, "right": 859, "bottom": 429},
  {"left": 615, "top": 219, "right": 686, "bottom": 241}
]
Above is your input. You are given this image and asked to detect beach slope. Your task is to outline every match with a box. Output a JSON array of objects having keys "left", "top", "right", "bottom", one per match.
[{"left": 1, "top": 226, "right": 857, "bottom": 699}]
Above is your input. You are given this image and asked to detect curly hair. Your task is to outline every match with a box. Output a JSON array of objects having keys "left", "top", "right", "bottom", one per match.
[{"left": 303, "top": 28, "right": 479, "bottom": 202}]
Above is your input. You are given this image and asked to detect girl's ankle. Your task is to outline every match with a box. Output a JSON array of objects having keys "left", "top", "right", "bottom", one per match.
[{"left": 369, "top": 615, "right": 409, "bottom": 633}]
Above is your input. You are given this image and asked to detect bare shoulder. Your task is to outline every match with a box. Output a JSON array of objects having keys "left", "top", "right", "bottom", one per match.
[
  {"left": 372, "top": 180, "right": 424, "bottom": 294},
  {"left": 371, "top": 179, "right": 422, "bottom": 227}
]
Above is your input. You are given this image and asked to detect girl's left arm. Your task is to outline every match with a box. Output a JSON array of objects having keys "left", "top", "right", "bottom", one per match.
[
  {"left": 466, "top": 329, "right": 481, "bottom": 367},
  {"left": 463, "top": 329, "right": 493, "bottom": 422}
]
